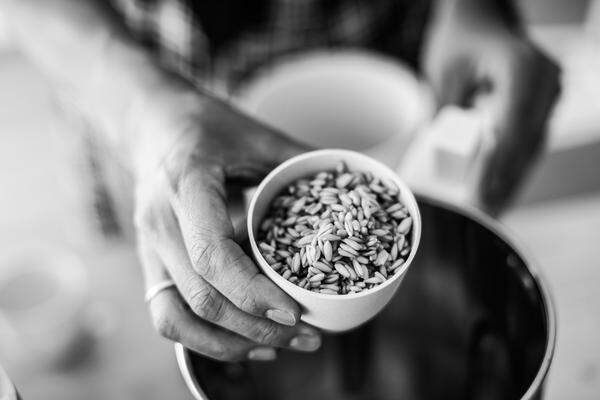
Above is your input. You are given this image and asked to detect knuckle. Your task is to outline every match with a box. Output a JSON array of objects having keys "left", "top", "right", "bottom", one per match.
[
  {"left": 238, "top": 289, "right": 259, "bottom": 315},
  {"left": 188, "top": 285, "right": 227, "bottom": 322},
  {"left": 250, "top": 322, "right": 282, "bottom": 346},
  {"left": 190, "top": 240, "right": 221, "bottom": 279},
  {"left": 236, "top": 274, "right": 262, "bottom": 314},
  {"left": 152, "top": 312, "right": 179, "bottom": 341}
]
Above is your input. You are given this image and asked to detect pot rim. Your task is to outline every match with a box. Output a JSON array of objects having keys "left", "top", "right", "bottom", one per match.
[{"left": 175, "top": 193, "right": 556, "bottom": 400}]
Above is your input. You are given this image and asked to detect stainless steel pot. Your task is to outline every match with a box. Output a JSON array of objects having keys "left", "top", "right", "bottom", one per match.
[{"left": 176, "top": 196, "right": 556, "bottom": 400}]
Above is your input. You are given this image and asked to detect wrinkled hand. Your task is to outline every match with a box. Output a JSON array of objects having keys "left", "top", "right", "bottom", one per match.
[
  {"left": 423, "top": 4, "right": 560, "bottom": 214},
  {"left": 135, "top": 94, "right": 320, "bottom": 361}
]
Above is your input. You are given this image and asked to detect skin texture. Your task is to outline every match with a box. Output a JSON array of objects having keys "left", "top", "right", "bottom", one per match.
[
  {"left": 1, "top": 0, "right": 559, "bottom": 360},
  {"left": 134, "top": 96, "right": 322, "bottom": 360}
]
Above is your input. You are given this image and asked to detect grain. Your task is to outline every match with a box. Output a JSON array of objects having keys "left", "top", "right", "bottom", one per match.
[
  {"left": 292, "top": 253, "right": 301, "bottom": 273},
  {"left": 314, "top": 261, "right": 333, "bottom": 273},
  {"left": 374, "top": 272, "right": 387, "bottom": 283},
  {"left": 323, "top": 240, "right": 333, "bottom": 261},
  {"left": 259, "top": 242, "right": 276, "bottom": 253},
  {"left": 338, "top": 249, "right": 355, "bottom": 259},
  {"left": 343, "top": 238, "right": 363, "bottom": 252},
  {"left": 257, "top": 160, "right": 414, "bottom": 294},
  {"left": 334, "top": 262, "right": 351, "bottom": 278},
  {"left": 339, "top": 243, "right": 359, "bottom": 256},
  {"left": 296, "top": 234, "right": 315, "bottom": 247},
  {"left": 320, "top": 288, "right": 339, "bottom": 295},
  {"left": 397, "top": 217, "right": 412, "bottom": 235},
  {"left": 389, "top": 258, "right": 405, "bottom": 272},
  {"left": 352, "top": 259, "right": 364, "bottom": 278}
]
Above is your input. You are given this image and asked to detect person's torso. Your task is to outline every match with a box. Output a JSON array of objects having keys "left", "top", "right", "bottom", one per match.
[{"left": 110, "top": 0, "right": 431, "bottom": 93}]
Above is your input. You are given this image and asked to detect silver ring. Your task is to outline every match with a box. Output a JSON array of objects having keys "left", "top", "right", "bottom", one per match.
[{"left": 145, "top": 279, "right": 176, "bottom": 303}]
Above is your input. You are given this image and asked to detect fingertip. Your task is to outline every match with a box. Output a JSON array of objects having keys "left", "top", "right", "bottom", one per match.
[
  {"left": 254, "top": 274, "right": 301, "bottom": 324},
  {"left": 247, "top": 346, "right": 278, "bottom": 361},
  {"left": 289, "top": 324, "right": 322, "bottom": 352},
  {"left": 265, "top": 309, "right": 297, "bottom": 326}
]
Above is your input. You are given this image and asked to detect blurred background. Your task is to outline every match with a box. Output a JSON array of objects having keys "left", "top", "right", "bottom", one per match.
[{"left": 0, "top": 0, "right": 599, "bottom": 399}]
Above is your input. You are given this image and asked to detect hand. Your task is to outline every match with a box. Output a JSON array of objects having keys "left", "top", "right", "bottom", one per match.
[
  {"left": 422, "top": 2, "right": 560, "bottom": 214},
  {"left": 134, "top": 93, "right": 320, "bottom": 361}
]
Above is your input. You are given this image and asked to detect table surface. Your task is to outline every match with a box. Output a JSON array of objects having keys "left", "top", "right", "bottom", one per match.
[{"left": 0, "top": 51, "right": 599, "bottom": 400}]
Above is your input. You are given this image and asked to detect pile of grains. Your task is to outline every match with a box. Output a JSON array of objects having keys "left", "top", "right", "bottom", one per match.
[{"left": 257, "top": 161, "right": 413, "bottom": 295}]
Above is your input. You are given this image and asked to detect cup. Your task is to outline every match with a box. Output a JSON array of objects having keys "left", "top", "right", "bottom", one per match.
[
  {"left": 233, "top": 50, "right": 434, "bottom": 167},
  {"left": 247, "top": 149, "right": 421, "bottom": 332}
]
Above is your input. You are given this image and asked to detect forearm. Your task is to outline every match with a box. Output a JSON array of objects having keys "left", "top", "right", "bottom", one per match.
[{"left": 1, "top": 0, "right": 201, "bottom": 176}]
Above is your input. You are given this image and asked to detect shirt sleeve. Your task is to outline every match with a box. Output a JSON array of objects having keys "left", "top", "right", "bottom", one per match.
[{"left": 107, "top": 0, "right": 210, "bottom": 81}]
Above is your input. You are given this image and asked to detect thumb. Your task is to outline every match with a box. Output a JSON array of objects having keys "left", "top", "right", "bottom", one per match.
[
  {"left": 246, "top": 116, "right": 314, "bottom": 166},
  {"left": 223, "top": 125, "right": 312, "bottom": 189},
  {"left": 209, "top": 98, "right": 313, "bottom": 178}
]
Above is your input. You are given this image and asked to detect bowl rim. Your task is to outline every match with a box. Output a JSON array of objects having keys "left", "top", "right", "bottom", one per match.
[{"left": 246, "top": 148, "right": 422, "bottom": 300}]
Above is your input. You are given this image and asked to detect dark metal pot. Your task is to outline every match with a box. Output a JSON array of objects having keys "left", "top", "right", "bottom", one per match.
[{"left": 176, "top": 196, "right": 556, "bottom": 400}]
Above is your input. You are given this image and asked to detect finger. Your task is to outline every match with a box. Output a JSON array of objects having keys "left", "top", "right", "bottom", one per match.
[
  {"left": 137, "top": 229, "right": 173, "bottom": 291},
  {"left": 476, "top": 45, "right": 560, "bottom": 213},
  {"left": 231, "top": 213, "right": 249, "bottom": 246},
  {"left": 137, "top": 234, "right": 270, "bottom": 360},
  {"left": 170, "top": 261, "right": 320, "bottom": 352},
  {"left": 149, "top": 287, "right": 277, "bottom": 362},
  {"left": 138, "top": 201, "right": 320, "bottom": 352},
  {"left": 164, "top": 165, "right": 302, "bottom": 326}
]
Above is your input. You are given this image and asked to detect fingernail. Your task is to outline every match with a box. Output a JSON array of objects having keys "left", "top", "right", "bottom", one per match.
[
  {"left": 289, "top": 333, "right": 321, "bottom": 352},
  {"left": 265, "top": 309, "right": 296, "bottom": 326},
  {"left": 247, "top": 347, "right": 277, "bottom": 361}
]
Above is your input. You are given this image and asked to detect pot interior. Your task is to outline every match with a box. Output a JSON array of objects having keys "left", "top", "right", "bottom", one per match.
[{"left": 183, "top": 198, "right": 553, "bottom": 400}]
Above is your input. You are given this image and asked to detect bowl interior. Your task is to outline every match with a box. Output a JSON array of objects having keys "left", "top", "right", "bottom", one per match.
[{"left": 247, "top": 149, "right": 421, "bottom": 299}]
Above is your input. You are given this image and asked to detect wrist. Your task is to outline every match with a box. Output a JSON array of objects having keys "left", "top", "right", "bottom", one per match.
[{"left": 91, "top": 37, "right": 210, "bottom": 179}]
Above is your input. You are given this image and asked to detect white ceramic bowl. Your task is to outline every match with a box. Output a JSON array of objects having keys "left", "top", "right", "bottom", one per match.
[
  {"left": 234, "top": 51, "right": 434, "bottom": 167},
  {"left": 247, "top": 149, "right": 421, "bottom": 332}
]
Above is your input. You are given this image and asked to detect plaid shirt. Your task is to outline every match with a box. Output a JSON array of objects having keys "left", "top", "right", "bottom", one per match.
[{"left": 109, "top": 0, "right": 432, "bottom": 95}]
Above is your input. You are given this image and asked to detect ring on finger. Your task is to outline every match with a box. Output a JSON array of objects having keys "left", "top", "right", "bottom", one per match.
[{"left": 145, "top": 279, "right": 177, "bottom": 303}]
